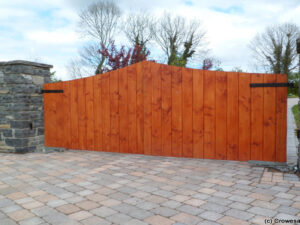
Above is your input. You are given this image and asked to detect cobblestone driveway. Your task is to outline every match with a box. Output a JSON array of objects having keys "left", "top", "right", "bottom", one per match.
[{"left": 0, "top": 151, "right": 299, "bottom": 225}]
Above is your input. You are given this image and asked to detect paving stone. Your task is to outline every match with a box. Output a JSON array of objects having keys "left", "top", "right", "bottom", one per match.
[
  {"left": 251, "top": 200, "right": 279, "bottom": 210},
  {"left": 177, "top": 204, "right": 203, "bottom": 215},
  {"left": 206, "top": 196, "right": 232, "bottom": 206},
  {"left": 136, "top": 201, "right": 159, "bottom": 210},
  {"left": 144, "top": 215, "right": 174, "bottom": 225},
  {"left": 199, "top": 211, "right": 223, "bottom": 221},
  {"left": 43, "top": 212, "right": 71, "bottom": 224},
  {"left": 0, "top": 218, "right": 18, "bottom": 225},
  {"left": 228, "top": 195, "right": 254, "bottom": 204},
  {"left": 129, "top": 208, "right": 154, "bottom": 220},
  {"left": 81, "top": 216, "right": 111, "bottom": 225},
  {"left": 107, "top": 213, "right": 132, "bottom": 224},
  {"left": 76, "top": 200, "right": 99, "bottom": 210},
  {"left": 56, "top": 203, "right": 80, "bottom": 214},
  {"left": 201, "top": 202, "right": 229, "bottom": 213},
  {"left": 124, "top": 218, "right": 148, "bottom": 225},
  {"left": 151, "top": 206, "right": 178, "bottom": 217},
  {"left": 19, "top": 217, "right": 44, "bottom": 225},
  {"left": 8, "top": 209, "right": 34, "bottom": 222},
  {"left": 247, "top": 206, "right": 277, "bottom": 217},
  {"left": 277, "top": 205, "right": 300, "bottom": 215},
  {"left": 218, "top": 216, "right": 249, "bottom": 225},
  {"left": 69, "top": 211, "right": 93, "bottom": 221},
  {"left": 162, "top": 200, "right": 182, "bottom": 209},
  {"left": 91, "top": 206, "right": 117, "bottom": 217},
  {"left": 225, "top": 209, "right": 254, "bottom": 220},
  {"left": 171, "top": 212, "right": 200, "bottom": 225}
]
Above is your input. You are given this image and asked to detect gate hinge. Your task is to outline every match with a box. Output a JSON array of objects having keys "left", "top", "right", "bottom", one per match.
[
  {"left": 41, "top": 90, "right": 64, "bottom": 94},
  {"left": 250, "top": 83, "right": 295, "bottom": 88}
]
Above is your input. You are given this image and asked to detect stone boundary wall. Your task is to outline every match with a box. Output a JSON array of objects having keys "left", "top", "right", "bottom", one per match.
[{"left": 0, "top": 60, "right": 52, "bottom": 153}]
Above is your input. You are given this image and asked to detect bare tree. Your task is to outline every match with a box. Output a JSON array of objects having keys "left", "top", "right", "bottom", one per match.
[
  {"left": 249, "top": 22, "right": 300, "bottom": 74},
  {"left": 75, "top": 0, "right": 121, "bottom": 75},
  {"left": 123, "top": 12, "right": 156, "bottom": 50},
  {"left": 155, "top": 13, "right": 206, "bottom": 67}
]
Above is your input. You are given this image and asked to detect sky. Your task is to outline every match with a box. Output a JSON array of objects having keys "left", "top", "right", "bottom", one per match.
[{"left": 1, "top": 0, "right": 300, "bottom": 80}]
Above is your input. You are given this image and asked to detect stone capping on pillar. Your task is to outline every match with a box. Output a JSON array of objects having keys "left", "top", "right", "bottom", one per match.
[
  {"left": 0, "top": 60, "right": 53, "bottom": 153},
  {"left": 0, "top": 60, "right": 53, "bottom": 69}
]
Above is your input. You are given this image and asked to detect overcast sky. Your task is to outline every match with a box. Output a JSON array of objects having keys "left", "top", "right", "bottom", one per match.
[{"left": 1, "top": 0, "right": 300, "bottom": 80}]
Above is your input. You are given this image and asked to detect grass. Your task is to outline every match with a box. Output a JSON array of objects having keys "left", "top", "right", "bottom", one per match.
[
  {"left": 292, "top": 104, "right": 299, "bottom": 128},
  {"left": 288, "top": 93, "right": 298, "bottom": 98}
]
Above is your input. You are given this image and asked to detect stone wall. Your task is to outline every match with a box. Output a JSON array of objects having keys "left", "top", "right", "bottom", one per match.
[{"left": 0, "top": 60, "right": 52, "bottom": 153}]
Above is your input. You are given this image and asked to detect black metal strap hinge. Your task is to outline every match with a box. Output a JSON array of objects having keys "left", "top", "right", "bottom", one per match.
[
  {"left": 297, "top": 129, "right": 300, "bottom": 139},
  {"left": 41, "top": 90, "right": 64, "bottom": 94},
  {"left": 250, "top": 82, "right": 295, "bottom": 88}
]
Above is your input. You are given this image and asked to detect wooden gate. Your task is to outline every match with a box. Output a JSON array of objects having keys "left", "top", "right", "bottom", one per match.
[{"left": 43, "top": 61, "right": 287, "bottom": 162}]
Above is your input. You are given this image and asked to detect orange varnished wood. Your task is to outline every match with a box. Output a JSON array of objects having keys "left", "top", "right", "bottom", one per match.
[
  {"left": 238, "top": 73, "right": 251, "bottom": 161},
  {"left": 215, "top": 71, "right": 227, "bottom": 160},
  {"left": 44, "top": 61, "right": 287, "bottom": 162},
  {"left": 182, "top": 68, "right": 193, "bottom": 157},
  {"left": 250, "top": 74, "right": 264, "bottom": 160}
]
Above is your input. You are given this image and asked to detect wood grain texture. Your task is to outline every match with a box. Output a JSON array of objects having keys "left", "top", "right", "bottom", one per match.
[
  {"left": 263, "top": 74, "right": 276, "bottom": 161},
  {"left": 250, "top": 74, "right": 264, "bottom": 161},
  {"left": 227, "top": 72, "right": 239, "bottom": 160},
  {"left": 110, "top": 70, "right": 119, "bottom": 153},
  {"left": 136, "top": 62, "right": 144, "bottom": 154},
  {"left": 44, "top": 61, "right": 287, "bottom": 162},
  {"left": 238, "top": 73, "right": 251, "bottom": 161},
  {"left": 161, "top": 64, "right": 172, "bottom": 156},
  {"left": 171, "top": 66, "right": 182, "bottom": 157},
  {"left": 128, "top": 64, "right": 137, "bottom": 153},
  {"left": 203, "top": 70, "right": 216, "bottom": 159},
  {"left": 93, "top": 75, "right": 102, "bottom": 151},
  {"left": 85, "top": 77, "right": 94, "bottom": 150},
  {"left": 193, "top": 70, "right": 204, "bottom": 158},
  {"left": 215, "top": 71, "right": 227, "bottom": 160},
  {"left": 151, "top": 62, "right": 162, "bottom": 155},
  {"left": 182, "top": 68, "right": 193, "bottom": 157},
  {"left": 276, "top": 74, "right": 287, "bottom": 162},
  {"left": 102, "top": 73, "right": 111, "bottom": 151},
  {"left": 70, "top": 80, "right": 79, "bottom": 150},
  {"left": 62, "top": 81, "right": 71, "bottom": 149},
  {"left": 119, "top": 68, "right": 129, "bottom": 153},
  {"left": 143, "top": 61, "right": 152, "bottom": 155}
]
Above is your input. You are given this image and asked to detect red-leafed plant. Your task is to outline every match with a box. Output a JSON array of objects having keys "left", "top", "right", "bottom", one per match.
[{"left": 98, "top": 41, "right": 150, "bottom": 73}]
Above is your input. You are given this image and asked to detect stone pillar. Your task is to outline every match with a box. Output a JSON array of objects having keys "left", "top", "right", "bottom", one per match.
[{"left": 0, "top": 60, "right": 52, "bottom": 153}]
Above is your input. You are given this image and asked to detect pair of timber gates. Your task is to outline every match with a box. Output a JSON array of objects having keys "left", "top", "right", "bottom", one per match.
[{"left": 43, "top": 61, "right": 288, "bottom": 162}]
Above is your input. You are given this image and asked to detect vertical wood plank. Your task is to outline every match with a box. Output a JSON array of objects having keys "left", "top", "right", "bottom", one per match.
[
  {"left": 62, "top": 81, "right": 71, "bottom": 149},
  {"left": 119, "top": 67, "right": 129, "bottom": 153},
  {"left": 85, "top": 77, "right": 94, "bottom": 150},
  {"left": 143, "top": 62, "right": 152, "bottom": 155},
  {"left": 203, "top": 70, "right": 216, "bottom": 159},
  {"left": 70, "top": 80, "right": 79, "bottom": 150},
  {"left": 43, "top": 83, "right": 53, "bottom": 147},
  {"left": 182, "top": 68, "right": 193, "bottom": 157},
  {"left": 171, "top": 66, "right": 182, "bottom": 157},
  {"left": 263, "top": 74, "right": 276, "bottom": 161},
  {"left": 161, "top": 64, "right": 172, "bottom": 156},
  {"left": 276, "top": 74, "right": 287, "bottom": 162},
  {"left": 238, "top": 73, "right": 251, "bottom": 161},
  {"left": 215, "top": 71, "right": 227, "bottom": 159},
  {"left": 93, "top": 75, "right": 102, "bottom": 151},
  {"left": 151, "top": 62, "right": 162, "bottom": 156},
  {"left": 251, "top": 74, "right": 264, "bottom": 160},
  {"left": 110, "top": 70, "right": 119, "bottom": 153},
  {"left": 227, "top": 72, "right": 239, "bottom": 160},
  {"left": 193, "top": 70, "right": 204, "bottom": 158},
  {"left": 128, "top": 64, "right": 137, "bottom": 153},
  {"left": 78, "top": 78, "right": 87, "bottom": 150},
  {"left": 102, "top": 73, "right": 111, "bottom": 151},
  {"left": 136, "top": 62, "right": 144, "bottom": 154},
  {"left": 55, "top": 82, "right": 64, "bottom": 148}
]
